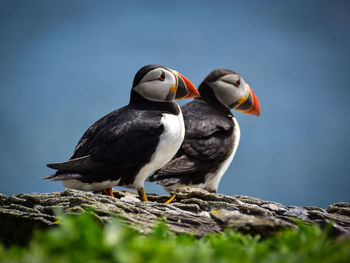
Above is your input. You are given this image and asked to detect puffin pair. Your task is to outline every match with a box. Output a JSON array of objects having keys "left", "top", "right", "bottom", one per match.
[
  {"left": 45, "top": 65, "right": 199, "bottom": 201},
  {"left": 148, "top": 68, "right": 260, "bottom": 202},
  {"left": 45, "top": 66, "right": 260, "bottom": 202}
]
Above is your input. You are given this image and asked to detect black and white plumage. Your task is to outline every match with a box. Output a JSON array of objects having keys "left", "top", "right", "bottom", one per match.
[
  {"left": 44, "top": 65, "right": 199, "bottom": 200},
  {"left": 148, "top": 68, "right": 260, "bottom": 194}
]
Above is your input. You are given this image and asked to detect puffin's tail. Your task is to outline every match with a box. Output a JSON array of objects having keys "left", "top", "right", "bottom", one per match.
[
  {"left": 43, "top": 171, "right": 83, "bottom": 181},
  {"left": 146, "top": 173, "right": 158, "bottom": 182},
  {"left": 43, "top": 173, "right": 57, "bottom": 180},
  {"left": 43, "top": 162, "right": 61, "bottom": 180},
  {"left": 44, "top": 155, "right": 96, "bottom": 181}
]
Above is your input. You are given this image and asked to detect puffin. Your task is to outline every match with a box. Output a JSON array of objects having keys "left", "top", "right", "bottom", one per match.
[
  {"left": 44, "top": 64, "right": 199, "bottom": 201},
  {"left": 147, "top": 68, "right": 260, "bottom": 203}
]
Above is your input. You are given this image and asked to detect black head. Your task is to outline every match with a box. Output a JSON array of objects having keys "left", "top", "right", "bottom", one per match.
[
  {"left": 130, "top": 64, "right": 199, "bottom": 104},
  {"left": 198, "top": 68, "right": 260, "bottom": 116}
]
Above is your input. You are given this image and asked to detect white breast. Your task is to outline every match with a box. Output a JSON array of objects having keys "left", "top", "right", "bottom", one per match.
[
  {"left": 131, "top": 106, "right": 185, "bottom": 189},
  {"left": 203, "top": 117, "right": 241, "bottom": 192},
  {"left": 61, "top": 106, "right": 185, "bottom": 192}
]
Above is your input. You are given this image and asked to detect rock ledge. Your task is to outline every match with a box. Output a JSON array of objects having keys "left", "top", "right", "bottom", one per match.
[{"left": 0, "top": 188, "right": 349, "bottom": 244}]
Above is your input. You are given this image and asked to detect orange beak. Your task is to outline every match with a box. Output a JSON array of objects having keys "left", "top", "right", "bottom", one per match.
[
  {"left": 236, "top": 86, "right": 261, "bottom": 116},
  {"left": 175, "top": 73, "right": 200, "bottom": 100}
]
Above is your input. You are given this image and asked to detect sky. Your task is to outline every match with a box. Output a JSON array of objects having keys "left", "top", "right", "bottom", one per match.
[{"left": 1, "top": 0, "right": 350, "bottom": 208}]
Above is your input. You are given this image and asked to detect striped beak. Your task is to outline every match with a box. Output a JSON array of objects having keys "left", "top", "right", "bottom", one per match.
[
  {"left": 236, "top": 85, "right": 260, "bottom": 116},
  {"left": 174, "top": 73, "right": 200, "bottom": 100}
]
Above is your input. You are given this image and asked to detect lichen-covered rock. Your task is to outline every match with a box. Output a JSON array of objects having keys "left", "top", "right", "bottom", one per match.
[
  {"left": 0, "top": 188, "right": 349, "bottom": 245},
  {"left": 327, "top": 202, "right": 350, "bottom": 217},
  {"left": 210, "top": 209, "right": 296, "bottom": 236}
]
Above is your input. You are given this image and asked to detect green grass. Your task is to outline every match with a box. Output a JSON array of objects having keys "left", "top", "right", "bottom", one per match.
[{"left": 1, "top": 212, "right": 349, "bottom": 263}]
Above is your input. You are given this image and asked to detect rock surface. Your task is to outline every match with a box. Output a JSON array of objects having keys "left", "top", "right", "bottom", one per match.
[{"left": 0, "top": 188, "right": 349, "bottom": 245}]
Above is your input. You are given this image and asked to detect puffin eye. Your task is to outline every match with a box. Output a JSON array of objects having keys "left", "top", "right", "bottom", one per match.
[
  {"left": 233, "top": 79, "right": 241, "bottom": 87},
  {"left": 159, "top": 71, "right": 165, "bottom": 81}
]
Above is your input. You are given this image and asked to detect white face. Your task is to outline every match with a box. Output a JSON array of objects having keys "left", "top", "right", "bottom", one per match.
[
  {"left": 211, "top": 73, "right": 249, "bottom": 108},
  {"left": 133, "top": 68, "right": 177, "bottom": 102}
]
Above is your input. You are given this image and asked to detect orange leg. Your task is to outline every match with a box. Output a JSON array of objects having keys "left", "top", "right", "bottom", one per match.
[
  {"left": 164, "top": 194, "right": 176, "bottom": 204},
  {"left": 107, "top": 187, "right": 115, "bottom": 197},
  {"left": 137, "top": 187, "right": 149, "bottom": 202}
]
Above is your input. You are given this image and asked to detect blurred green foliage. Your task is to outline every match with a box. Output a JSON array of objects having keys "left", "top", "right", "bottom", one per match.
[{"left": 0, "top": 211, "right": 349, "bottom": 263}]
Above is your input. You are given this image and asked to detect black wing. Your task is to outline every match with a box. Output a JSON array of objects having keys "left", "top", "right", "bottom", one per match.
[
  {"left": 149, "top": 99, "right": 235, "bottom": 185},
  {"left": 46, "top": 106, "right": 164, "bottom": 184}
]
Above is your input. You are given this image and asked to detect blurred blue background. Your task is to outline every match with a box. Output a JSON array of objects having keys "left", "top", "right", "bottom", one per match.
[{"left": 1, "top": 0, "right": 349, "bottom": 208}]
